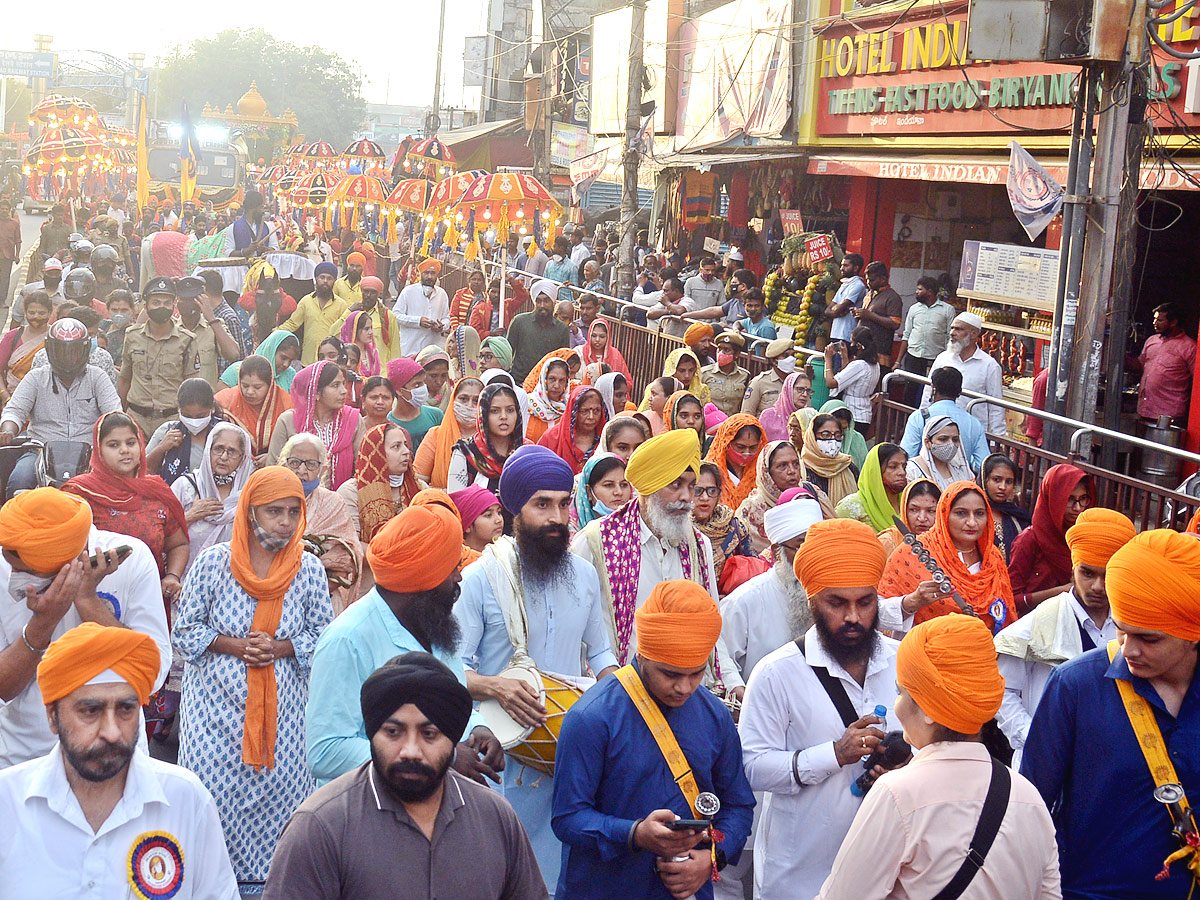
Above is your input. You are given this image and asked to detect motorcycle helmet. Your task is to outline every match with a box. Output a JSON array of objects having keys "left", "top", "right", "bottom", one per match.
[
  {"left": 63, "top": 268, "right": 96, "bottom": 302},
  {"left": 67, "top": 232, "right": 84, "bottom": 251},
  {"left": 44, "top": 317, "right": 91, "bottom": 381},
  {"left": 90, "top": 244, "right": 120, "bottom": 268}
]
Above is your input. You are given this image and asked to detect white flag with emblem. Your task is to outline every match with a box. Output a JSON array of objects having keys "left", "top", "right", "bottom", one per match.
[{"left": 1007, "top": 140, "right": 1063, "bottom": 241}]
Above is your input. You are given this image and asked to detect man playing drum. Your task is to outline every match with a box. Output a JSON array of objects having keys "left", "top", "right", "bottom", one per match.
[{"left": 454, "top": 444, "right": 618, "bottom": 892}]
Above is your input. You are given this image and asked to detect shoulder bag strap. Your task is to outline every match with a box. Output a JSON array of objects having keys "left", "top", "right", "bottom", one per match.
[
  {"left": 929, "top": 757, "right": 1012, "bottom": 900},
  {"left": 795, "top": 636, "right": 858, "bottom": 729},
  {"left": 614, "top": 665, "right": 700, "bottom": 817}
]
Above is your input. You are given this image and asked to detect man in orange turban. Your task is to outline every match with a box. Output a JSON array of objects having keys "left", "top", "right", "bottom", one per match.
[
  {"left": 0, "top": 624, "right": 240, "bottom": 896},
  {"left": 683, "top": 322, "right": 715, "bottom": 364},
  {"left": 635, "top": 580, "right": 723, "bottom": 671},
  {"left": 0, "top": 488, "right": 171, "bottom": 768},
  {"left": 307, "top": 501, "right": 504, "bottom": 789},
  {"left": 995, "top": 507, "right": 1135, "bottom": 758},
  {"left": 336, "top": 250, "right": 367, "bottom": 306},
  {"left": 739, "top": 516, "right": 900, "bottom": 899},
  {"left": 1021, "top": 526, "right": 1200, "bottom": 899}
]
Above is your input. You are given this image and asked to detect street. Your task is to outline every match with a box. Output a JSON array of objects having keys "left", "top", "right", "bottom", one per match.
[{"left": 4, "top": 205, "right": 49, "bottom": 306}]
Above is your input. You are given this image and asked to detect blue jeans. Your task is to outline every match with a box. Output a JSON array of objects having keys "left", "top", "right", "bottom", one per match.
[{"left": 6, "top": 450, "right": 37, "bottom": 499}]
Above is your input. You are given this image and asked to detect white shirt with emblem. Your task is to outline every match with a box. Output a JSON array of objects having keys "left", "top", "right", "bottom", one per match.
[{"left": 0, "top": 746, "right": 238, "bottom": 899}]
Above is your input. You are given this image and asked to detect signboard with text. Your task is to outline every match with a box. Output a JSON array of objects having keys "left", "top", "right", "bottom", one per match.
[
  {"left": 806, "top": 234, "right": 834, "bottom": 263},
  {"left": 958, "top": 240, "right": 1060, "bottom": 309},
  {"left": 779, "top": 209, "right": 805, "bottom": 235},
  {"left": 0, "top": 51, "right": 54, "bottom": 79}
]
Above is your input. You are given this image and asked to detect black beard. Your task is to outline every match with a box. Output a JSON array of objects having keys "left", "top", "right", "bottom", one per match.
[
  {"left": 516, "top": 520, "right": 571, "bottom": 583},
  {"left": 535, "top": 309, "right": 552, "bottom": 322},
  {"left": 406, "top": 585, "right": 462, "bottom": 654},
  {"left": 812, "top": 607, "right": 879, "bottom": 669},
  {"left": 56, "top": 715, "right": 135, "bottom": 783},
  {"left": 371, "top": 745, "right": 454, "bottom": 803}
]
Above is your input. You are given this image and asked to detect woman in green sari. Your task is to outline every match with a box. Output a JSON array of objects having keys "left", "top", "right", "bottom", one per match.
[{"left": 835, "top": 442, "right": 909, "bottom": 532}]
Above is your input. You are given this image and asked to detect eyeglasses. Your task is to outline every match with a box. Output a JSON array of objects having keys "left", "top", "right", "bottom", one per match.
[
  {"left": 1066, "top": 495, "right": 1092, "bottom": 509},
  {"left": 694, "top": 486, "right": 721, "bottom": 498},
  {"left": 815, "top": 431, "right": 842, "bottom": 441},
  {"left": 285, "top": 458, "right": 321, "bottom": 473},
  {"left": 211, "top": 446, "right": 244, "bottom": 459},
  {"left": 794, "top": 386, "right": 814, "bottom": 395}
]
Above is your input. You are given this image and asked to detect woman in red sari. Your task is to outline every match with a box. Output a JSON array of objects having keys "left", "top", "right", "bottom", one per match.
[
  {"left": 537, "top": 384, "right": 608, "bottom": 475},
  {"left": 579, "top": 319, "right": 631, "bottom": 385},
  {"left": 1008, "top": 463, "right": 1094, "bottom": 615}
]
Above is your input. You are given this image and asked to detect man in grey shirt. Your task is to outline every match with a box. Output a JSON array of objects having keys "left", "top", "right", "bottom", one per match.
[{"left": 265, "top": 653, "right": 548, "bottom": 900}]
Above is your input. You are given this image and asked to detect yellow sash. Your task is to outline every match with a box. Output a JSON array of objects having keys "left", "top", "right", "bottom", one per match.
[
  {"left": 614, "top": 664, "right": 700, "bottom": 817},
  {"left": 1107, "top": 640, "right": 1200, "bottom": 885}
]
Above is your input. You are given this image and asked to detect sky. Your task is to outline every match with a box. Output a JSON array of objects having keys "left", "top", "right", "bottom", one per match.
[{"left": 2, "top": 1, "right": 491, "bottom": 109}]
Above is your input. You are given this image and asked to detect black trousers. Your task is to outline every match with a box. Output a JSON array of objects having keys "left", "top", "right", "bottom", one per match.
[{"left": 900, "top": 352, "right": 935, "bottom": 408}]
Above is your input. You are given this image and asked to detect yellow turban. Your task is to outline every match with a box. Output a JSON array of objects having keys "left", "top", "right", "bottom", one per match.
[
  {"left": 1106, "top": 529, "right": 1200, "bottom": 642},
  {"left": 626, "top": 429, "right": 701, "bottom": 496},
  {"left": 684, "top": 323, "right": 714, "bottom": 348},
  {"left": 1065, "top": 507, "right": 1136, "bottom": 569},
  {"left": 793, "top": 518, "right": 887, "bottom": 596},
  {"left": 0, "top": 487, "right": 92, "bottom": 573},
  {"left": 897, "top": 615, "right": 1004, "bottom": 733},
  {"left": 635, "top": 580, "right": 722, "bottom": 668},
  {"left": 38, "top": 623, "right": 160, "bottom": 706}
]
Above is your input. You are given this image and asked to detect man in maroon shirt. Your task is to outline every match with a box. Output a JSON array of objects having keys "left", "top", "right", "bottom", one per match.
[
  {"left": 1134, "top": 302, "right": 1196, "bottom": 425},
  {"left": 0, "top": 199, "right": 20, "bottom": 305}
]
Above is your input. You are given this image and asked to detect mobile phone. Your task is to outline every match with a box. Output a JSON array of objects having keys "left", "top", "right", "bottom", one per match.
[
  {"left": 88, "top": 545, "right": 133, "bottom": 568},
  {"left": 665, "top": 819, "right": 709, "bottom": 831}
]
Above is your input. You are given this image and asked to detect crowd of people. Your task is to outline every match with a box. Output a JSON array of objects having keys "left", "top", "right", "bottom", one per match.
[{"left": 0, "top": 194, "right": 1195, "bottom": 900}]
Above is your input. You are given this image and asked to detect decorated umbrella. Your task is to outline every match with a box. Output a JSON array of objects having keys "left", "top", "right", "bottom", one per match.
[
  {"left": 327, "top": 173, "right": 389, "bottom": 233},
  {"left": 289, "top": 171, "right": 341, "bottom": 209},
  {"left": 303, "top": 141, "right": 337, "bottom": 162},
  {"left": 428, "top": 169, "right": 488, "bottom": 214},
  {"left": 258, "top": 164, "right": 291, "bottom": 185},
  {"left": 29, "top": 94, "right": 103, "bottom": 132},
  {"left": 343, "top": 138, "right": 386, "bottom": 164},
  {"left": 284, "top": 141, "right": 310, "bottom": 162},
  {"left": 24, "top": 124, "right": 110, "bottom": 205},
  {"left": 383, "top": 178, "right": 434, "bottom": 247},
  {"left": 406, "top": 137, "right": 456, "bottom": 180}
]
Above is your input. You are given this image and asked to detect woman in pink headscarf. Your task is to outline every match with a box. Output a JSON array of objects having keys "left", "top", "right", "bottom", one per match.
[
  {"left": 339, "top": 310, "right": 381, "bottom": 377},
  {"left": 267, "top": 359, "right": 364, "bottom": 489},
  {"left": 758, "top": 371, "right": 813, "bottom": 442}
]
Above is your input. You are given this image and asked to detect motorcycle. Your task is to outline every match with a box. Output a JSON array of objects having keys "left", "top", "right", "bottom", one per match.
[{"left": 0, "top": 438, "right": 92, "bottom": 501}]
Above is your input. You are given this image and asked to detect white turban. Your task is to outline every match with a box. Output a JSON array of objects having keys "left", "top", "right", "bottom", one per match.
[
  {"left": 532, "top": 279, "right": 558, "bottom": 302},
  {"left": 764, "top": 498, "right": 824, "bottom": 545}
]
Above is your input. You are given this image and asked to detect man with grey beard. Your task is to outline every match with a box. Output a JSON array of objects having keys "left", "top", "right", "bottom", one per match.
[
  {"left": 918, "top": 310, "right": 1005, "bottom": 434},
  {"left": 455, "top": 445, "right": 618, "bottom": 893}
]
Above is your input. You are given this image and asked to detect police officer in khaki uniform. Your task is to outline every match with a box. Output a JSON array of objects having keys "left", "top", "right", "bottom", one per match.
[
  {"left": 175, "top": 275, "right": 241, "bottom": 389},
  {"left": 119, "top": 277, "right": 201, "bottom": 438},
  {"left": 741, "top": 336, "right": 795, "bottom": 418},
  {"left": 701, "top": 330, "right": 751, "bottom": 417}
]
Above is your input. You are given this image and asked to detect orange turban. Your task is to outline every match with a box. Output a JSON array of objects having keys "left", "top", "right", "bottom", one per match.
[
  {"left": 635, "top": 580, "right": 722, "bottom": 668},
  {"left": 0, "top": 487, "right": 92, "bottom": 573},
  {"left": 347, "top": 251, "right": 367, "bottom": 267},
  {"left": 1065, "top": 507, "right": 1136, "bottom": 569},
  {"left": 417, "top": 258, "right": 443, "bottom": 275},
  {"left": 369, "top": 502, "right": 463, "bottom": 592},
  {"left": 897, "top": 615, "right": 1004, "bottom": 733},
  {"left": 1107, "top": 529, "right": 1200, "bottom": 642},
  {"left": 684, "top": 323, "right": 714, "bottom": 347},
  {"left": 793, "top": 518, "right": 887, "bottom": 596},
  {"left": 38, "top": 623, "right": 160, "bottom": 706}
]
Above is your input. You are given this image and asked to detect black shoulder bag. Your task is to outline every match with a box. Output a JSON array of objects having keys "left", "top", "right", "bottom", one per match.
[{"left": 929, "top": 757, "right": 1012, "bottom": 900}]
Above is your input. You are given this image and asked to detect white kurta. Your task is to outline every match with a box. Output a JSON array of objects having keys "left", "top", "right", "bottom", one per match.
[
  {"left": 739, "top": 628, "right": 900, "bottom": 900},
  {"left": 720, "top": 569, "right": 792, "bottom": 683},
  {"left": 392, "top": 283, "right": 450, "bottom": 358}
]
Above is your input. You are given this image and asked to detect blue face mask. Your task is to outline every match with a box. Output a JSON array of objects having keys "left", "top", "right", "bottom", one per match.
[
  {"left": 594, "top": 498, "right": 617, "bottom": 516},
  {"left": 89, "top": 336, "right": 98, "bottom": 351},
  {"left": 301, "top": 477, "right": 320, "bottom": 495}
]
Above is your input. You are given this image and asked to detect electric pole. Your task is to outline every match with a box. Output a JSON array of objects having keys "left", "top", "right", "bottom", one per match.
[
  {"left": 617, "top": 0, "right": 647, "bottom": 301},
  {"left": 428, "top": 0, "right": 448, "bottom": 136}
]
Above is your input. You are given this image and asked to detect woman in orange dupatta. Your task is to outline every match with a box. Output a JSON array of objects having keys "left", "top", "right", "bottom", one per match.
[
  {"left": 521, "top": 347, "right": 580, "bottom": 393},
  {"left": 215, "top": 354, "right": 292, "bottom": 465},
  {"left": 703, "top": 413, "right": 766, "bottom": 510},
  {"left": 878, "top": 480, "right": 1016, "bottom": 636},
  {"left": 413, "top": 376, "right": 483, "bottom": 488},
  {"left": 172, "top": 466, "right": 334, "bottom": 886}
]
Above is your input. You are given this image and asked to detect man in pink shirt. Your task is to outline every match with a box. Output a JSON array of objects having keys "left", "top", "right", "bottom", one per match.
[{"left": 1136, "top": 302, "right": 1196, "bottom": 424}]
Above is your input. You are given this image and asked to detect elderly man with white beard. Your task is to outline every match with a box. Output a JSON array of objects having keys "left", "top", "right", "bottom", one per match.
[
  {"left": 571, "top": 429, "right": 740, "bottom": 687},
  {"left": 918, "top": 311, "right": 1005, "bottom": 434}
]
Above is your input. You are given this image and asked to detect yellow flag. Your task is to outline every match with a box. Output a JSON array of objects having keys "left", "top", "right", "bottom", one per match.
[
  {"left": 179, "top": 102, "right": 199, "bottom": 203},
  {"left": 135, "top": 94, "right": 149, "bottom": 214}
]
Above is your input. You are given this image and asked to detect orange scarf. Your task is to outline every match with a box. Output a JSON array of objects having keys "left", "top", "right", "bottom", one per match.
[
  {"left": 229, "top": 466, "right": 307, "bottom": 769},
  {"left": 878, "top": 481, "right": 1015, "bottom": 632},
  {"left": 215, "top": 384, "right": 292, "bottom": 456},
  {"left": 703, "top": 413, "right": 765, "bottom": 509}
]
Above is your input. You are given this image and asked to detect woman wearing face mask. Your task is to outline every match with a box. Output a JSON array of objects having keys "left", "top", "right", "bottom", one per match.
[
  {"left": 799, "top": 412, "right": 859, "bottom": 507},
  {"left": 64, "top": 412, "right": 190, "bottom": 602},
  {"left": 525, "top": 357, "right": 571, "bottom": 443},
  {"left": 580, "top": 319, "right": 632, "bottom": 385},
  {"left": 146, "top": 378, "right": 225, "bottom": 486},
  {"left": 836, "top": 442, "right": 909, "bottom": 533},
  {"left": 412, "top": 376, "right": 483, "bottom": 489},
  {"left": 219, "top": 330, "right": 301, "bottom": 391},
  {"left": 661, "top": 347, "right": 710, "bottom": 404},
  {"left": 596, "top": 415, "right": 647, "bottom": 461},
  {"left": 662, "top": 390, "right": 711, "bottom": 454},
  {"left": 1008, "top": 464, "right": 1094, "bottom": 614},
  {"left": 691, "top": 461, "right": 755, "bottom": 583},
  {"left": 447, "top": 383, "right": 523, "bottom": 509},
  {"left": 758, "top": 372, "right": 812, "bottom": 443},
  {"left": 819, "top": 399, "right": 869, "bottom": 470},
  {"left": 215, "top": 355, "right": 292, "bottom": 466},
  {"left": 172, "top": 422, "right": 256, "bottom": 577},
  {"left": 337, "top": 423, "right": 419, "bottom": 596},
  {"left": 879, "top": 481, "right": 1016, "bottom": 637},
  {"left": 450, "top": 485, "right": 505, "bottom": 569},
  {"left": 593, "top": 371, "right": 633, "bottom": 417},
  {"left": 637, "top": 376, "right": 680, "bottom": 436},
  {"left": 339, "top": 310, "right": 380, "bottom": 378},
  {"left": 358, "top": 375, "right": 396, "bottom": 432},
  {"left": 736, "top": 439, "right": 805, "bottom": 553},
  {"left": 385, "top": 357, "right": 443, "bottom": 450},
  {"left": 570, "top": 452, "right": 631, "bottom": 535},
  {"left": 877, "top": 479, "right": 942, "bottom": 559},
  {"left": 704, "top": 414, "right": 767, "bottom": 509},
  {"left": 906, "top": 416, "right": 973, "bottom": 490},
  {"left": 538, "top": 384, "right": 608, "bottom": 474},
  {"left": 172, "top": 466, "right": 334, "bottom": 888},
  {"left": 268, "top": 360, "right": 365, "bottom": 490},
  {"left": 977, "top": 453, "right": 1030, "bottom": 563},
  {"left": 278, "top": 433, "right": 363, "bottom": 613}
]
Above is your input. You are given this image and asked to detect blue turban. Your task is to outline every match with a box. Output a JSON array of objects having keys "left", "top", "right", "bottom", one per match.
[
  {"left": 499, "top": 445, "right": 574, "bottom": 515},
  {"left": 315, "top": 261, "right": 338, "bottom": 279}
]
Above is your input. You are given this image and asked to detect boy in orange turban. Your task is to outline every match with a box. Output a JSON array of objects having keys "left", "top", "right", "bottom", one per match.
[
  {"left": 1022, "top": 527, "right": 1200, "bottom": 899},
  {"left": 995, "top": 507, "right": 1135, "bottom": 758}
]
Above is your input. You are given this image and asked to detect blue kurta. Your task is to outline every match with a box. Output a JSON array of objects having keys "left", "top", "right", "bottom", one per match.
[
  {"left": 551, "top": 663, "right": 755, "bottom": 900},
  {"left": 173, "top": 545, "right": 333, "bottom": 883},
  {"left": 1021, "top": 646, "right": 1200, "bottom": 900}
]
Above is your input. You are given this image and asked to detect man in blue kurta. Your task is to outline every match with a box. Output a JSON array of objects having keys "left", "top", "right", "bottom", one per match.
[
  {"left": 305, "top": 495, "right": 503, "bottom": 788},
  {"left": 552, "top": 579, "right": 754, "bottom": 900},
  {"left": 454, "top": 445, "right": 619, "bottom": 892},
  {"left": 1021, "top": 528, "right": 1200, "bottom": 900}
]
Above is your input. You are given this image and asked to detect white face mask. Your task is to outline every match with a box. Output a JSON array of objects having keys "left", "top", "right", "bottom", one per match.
[
  {"left": 816, "top": 438, "right": 842, "bottom": 458},
  {"left": 775, "top": 356, "right": 797, "bottom": 375},
  {"left": 8, "top": 571, "right": 54, "bottom": 603},
  {"left": 407, "top": 384, "right": 430, "bottom": 407},
  {"left": 178, "top": 414, "right": 210, "bottom": 435},
  {"left": 389, "top": 474, "right": 407, "bottom": 487},
  {"left": 930, "top": 441, "right": 959, "bottom": 462},
  {"left": 454, "top": 399, "right": 477, "bottom": 424}
]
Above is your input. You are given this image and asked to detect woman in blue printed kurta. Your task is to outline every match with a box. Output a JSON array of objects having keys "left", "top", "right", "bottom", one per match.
[{"left": 173, "top": 542, "right": 333, "bottom": 885}]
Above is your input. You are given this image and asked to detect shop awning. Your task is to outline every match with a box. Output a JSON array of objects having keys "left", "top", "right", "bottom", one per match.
[
  {"left": 807, "top": 151, "right": 1200, "bottom": 192},
  {"left": 440, "top": 117, "right": 534, "bottom": 172}
]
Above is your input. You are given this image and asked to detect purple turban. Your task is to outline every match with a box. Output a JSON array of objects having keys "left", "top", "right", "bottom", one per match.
[
  {"left": 315, "top": 261, "right": 338, "bottom": 279},
  {"left": 498, "top": 445, "right": 574, "bottom": 515}
]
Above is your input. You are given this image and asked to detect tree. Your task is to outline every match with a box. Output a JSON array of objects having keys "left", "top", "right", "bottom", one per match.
[{"left": 156, "top": 29, "right": 366, "bottom": 146}]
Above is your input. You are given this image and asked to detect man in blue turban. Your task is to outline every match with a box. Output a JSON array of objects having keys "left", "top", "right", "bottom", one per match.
[
  {"left": 275, "top": 259, "right": 351, "bottom": 364},
  {"left": 453, "top": 444, "right": 618, "bottom": 891}
]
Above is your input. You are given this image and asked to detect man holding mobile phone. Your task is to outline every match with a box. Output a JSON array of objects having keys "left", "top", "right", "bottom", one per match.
[{"left": 0, "top": 488, "right": 169, "bottom": 768}]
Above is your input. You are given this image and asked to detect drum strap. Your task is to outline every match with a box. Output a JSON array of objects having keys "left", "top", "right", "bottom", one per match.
[
  {"left": 614, "top": 665, "right": 700, "bottom": 817},
  {"left": 1106, "top": 640, "right": 1200, "bottom": 886},
  {"left": 480, "top": 537, "right": 532, "bottom": 661}
]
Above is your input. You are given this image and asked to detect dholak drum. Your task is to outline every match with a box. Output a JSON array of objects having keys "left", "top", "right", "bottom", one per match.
[{"left": 478, "top": 665, "right": 590, "bottom": 776}]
